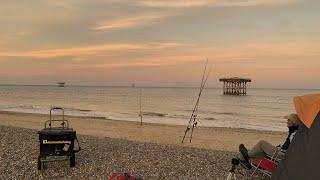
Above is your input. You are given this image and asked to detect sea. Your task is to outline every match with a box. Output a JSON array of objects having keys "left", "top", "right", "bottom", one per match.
[{"left": 0, "top": 85, "right": 318, "bottom": 132}]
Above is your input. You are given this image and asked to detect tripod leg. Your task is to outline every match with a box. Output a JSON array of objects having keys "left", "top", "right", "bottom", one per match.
[
  {"left": 226, "top": 172, "right": 232, "bottom": 180},
  {"left": 226, "top": 172, "right": 237, "bottom": 180}
]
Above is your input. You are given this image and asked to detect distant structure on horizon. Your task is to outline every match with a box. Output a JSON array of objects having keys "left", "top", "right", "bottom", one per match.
[
  {"left": 219, "top": 77, "right": 251, "bottom": 95},
  {"left": 57, "top": 82, "right": 65, "bottom": 87}
]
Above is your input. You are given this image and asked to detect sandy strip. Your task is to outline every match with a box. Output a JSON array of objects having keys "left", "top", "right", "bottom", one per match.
[{"left": 0, "top": 111, "right": 286, "bottom": 152}]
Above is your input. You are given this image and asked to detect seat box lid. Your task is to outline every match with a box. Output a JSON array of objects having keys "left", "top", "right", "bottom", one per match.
[{"left": 38, "top": 128, "right": 75, "bottom": 135}]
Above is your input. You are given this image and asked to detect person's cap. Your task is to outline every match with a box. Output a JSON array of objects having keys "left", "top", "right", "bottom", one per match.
[{"left": 284, "top": 113, "right": 300, "bottom": 124}]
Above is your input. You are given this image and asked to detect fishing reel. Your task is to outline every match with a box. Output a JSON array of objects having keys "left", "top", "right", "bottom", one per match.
[{"left": 232, "top": 158, "right": 239, "bottom": 166}]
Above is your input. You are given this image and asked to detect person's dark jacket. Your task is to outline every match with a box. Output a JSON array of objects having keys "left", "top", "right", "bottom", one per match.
[{"left": 281, "top": 125, "right": 299, "bottom": 150}]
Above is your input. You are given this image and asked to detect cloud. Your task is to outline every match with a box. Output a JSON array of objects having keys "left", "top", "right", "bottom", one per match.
[
  {"left": 0, "top": 42, "right": 184, "bottom": 58},
  {"left": 139, "top": 0, "right": 296, "bottom": 8},
  {"left": 92, "top": 62, "right": 173, "bottom": 68},
  {"left": 91, "top": 56, "right": 203, "bottom": 68},
  {"left": 92, "top": 13, "right": 175, "bottom": 31},
  {"left": 1, "top": 40, "right": 318, "bottom": 62}
]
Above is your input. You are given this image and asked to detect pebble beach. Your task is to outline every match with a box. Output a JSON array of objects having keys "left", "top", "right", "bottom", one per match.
[
  {"left": 1, "top": 125, "right": 253, "bottom": 179},
  {"left": 0, "top": 111, "right": 285, "bottom": 179}
]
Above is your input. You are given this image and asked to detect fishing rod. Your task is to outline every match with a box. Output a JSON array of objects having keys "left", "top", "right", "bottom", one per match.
[
  {"left": 139, "top": 88, "right": 143, "bottom": 126},
  {"left": 189, "top": 67, "right": 210, "bottom": 143},
  {"left": 181, "top": 62, "right": 208, "bottom": 143},
  {"left": 182, "top": 60, "right": 211, "bottom": 143}
]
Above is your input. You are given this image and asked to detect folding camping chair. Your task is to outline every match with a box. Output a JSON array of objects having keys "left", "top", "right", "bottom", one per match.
[
  {"left": 249, "top": 147, "right": 286, "bottom": 179},
  {"left": 226, "top": 147, "right": 286, "bottom": 180}
]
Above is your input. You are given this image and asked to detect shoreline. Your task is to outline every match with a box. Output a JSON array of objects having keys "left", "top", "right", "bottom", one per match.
[
  {"left": 0, "top": 110, "right": 286, "bottom": 152},
  {"left": 0, "top": 110, "right": 286, "bottom": 134}
]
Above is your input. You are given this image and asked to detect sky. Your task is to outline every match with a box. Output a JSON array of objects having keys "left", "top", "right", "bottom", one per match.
[{"left": 0, "top": 0, "right": 319, "bottom": 88}]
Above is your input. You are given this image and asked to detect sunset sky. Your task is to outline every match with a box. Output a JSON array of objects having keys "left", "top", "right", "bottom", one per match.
[{"left": 0, "top": 0, "right": 319, "bottom": 88}]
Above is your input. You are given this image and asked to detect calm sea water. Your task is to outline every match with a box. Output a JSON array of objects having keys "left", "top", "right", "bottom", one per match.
[{"left": 0, "top": 85, "right": 318, "bottom": 131}]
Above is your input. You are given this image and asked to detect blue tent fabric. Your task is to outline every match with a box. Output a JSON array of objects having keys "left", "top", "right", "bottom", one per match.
[{"left": 272, "top": 112, "right": 320, "bottom": 180}]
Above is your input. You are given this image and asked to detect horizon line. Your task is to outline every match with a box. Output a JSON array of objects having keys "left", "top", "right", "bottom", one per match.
[{"left": 0, "top": 83, "right": 319, "bottom": 91}]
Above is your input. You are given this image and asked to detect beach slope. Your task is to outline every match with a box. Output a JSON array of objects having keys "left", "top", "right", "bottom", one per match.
[{"left": 0, "top": 111, "right": 286, "bottom": 152}]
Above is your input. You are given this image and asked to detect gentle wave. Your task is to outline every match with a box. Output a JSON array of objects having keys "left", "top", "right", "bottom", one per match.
[
  {"left": 65, "top": 108, "right": 92, "bottom": 112},
  {"left": 141, "top": 112, "right": 167, "bottom": 117},
  {"left": 204, "top": 117, "right": 216, "bottom": 120},
  {"left": 0, "top": 104, "right": 92, "bottom": 113},
  {"left": 171, "top": 114, "right": 190, "bottom": 119},
  {"left": 0, "top": 104, "right": 35, "bottom": 110},
  {"left": 212, "top": 111, "right": 244, "bottom": 116}
]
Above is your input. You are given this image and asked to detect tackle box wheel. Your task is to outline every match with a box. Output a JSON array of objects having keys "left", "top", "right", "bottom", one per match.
[
  {"left": 70, "top": 154, "right": 76, "bottom": 167},
  {"left": 37, "top": 156, "right": 43, "bottom": 170}
]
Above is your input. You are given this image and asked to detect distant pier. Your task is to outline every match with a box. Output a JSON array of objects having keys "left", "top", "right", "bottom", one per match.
[{"left": 219, "top": 77, "right": 251, "bottom": 95}]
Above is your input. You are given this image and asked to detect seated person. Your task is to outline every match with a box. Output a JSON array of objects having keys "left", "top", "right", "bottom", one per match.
[{"left": 238, "top": 113, "right": 300, "bottom": 169}]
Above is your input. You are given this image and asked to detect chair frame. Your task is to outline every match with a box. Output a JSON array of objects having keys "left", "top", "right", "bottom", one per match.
[{"left": 249, "top": 147, "right": 286, "bottom": 179}]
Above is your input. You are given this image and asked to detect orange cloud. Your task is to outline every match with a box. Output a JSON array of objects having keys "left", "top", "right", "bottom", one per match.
[
  {"left": 195, "top": 41, "right": 320, "bottom": 62},
  {"left": 72, "top": 41, "right": 320, "bottom": 68},
  {"left": 91, "top": 56, "right": 203, "bottom": 68},
  {"left": 92, "top": 13, "right": 176, "bottom": 31},
  {"left": 0, "top": 42, "right": 184, "bottom": 58},
  {"left": 139, "top": 0, "right": 295, "bottom": 8},
  {"left": 1, "top": 41, "right": 319, "bottom": 70}
]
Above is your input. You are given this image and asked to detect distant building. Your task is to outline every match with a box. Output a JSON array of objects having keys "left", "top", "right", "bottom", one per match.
[{"left": 219, "top": 77, "right": 251, "bottom": 95}]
